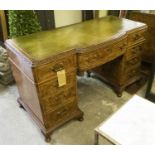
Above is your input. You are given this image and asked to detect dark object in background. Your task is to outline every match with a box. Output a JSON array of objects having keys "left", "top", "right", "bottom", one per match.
[
  {"left": 108, "top": 10, "right": 120, "bottom": 16},
  {"left": 35, "top": 10, "right": 55, "bottom": 30},
  {"left": 145, "top": 58, "right": 155, "bottom": 102},
  {"left": 82, "top": 10, "right": 94, "bottom": 21}
]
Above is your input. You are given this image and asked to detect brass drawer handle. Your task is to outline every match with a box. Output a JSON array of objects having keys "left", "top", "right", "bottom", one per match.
[
  {"left": 64, "top": 92, "right": 70, "bottom": 98},
  {"left": 86, "top": 54, "right": 100, "bottom": 63},
  {"left": 128, "top": 57, "right": 139, "bottom": 65},
  {"left": 52, "top": 63, "right": 64, "bottom": 72},
  {"left": 133, "top": 34, "right": 141, "bottom": 41},
  {"left": 138, "top": 46, "right": 142, "bottom": 51},
  {"left": 51, "top": 81, "right": 58, "bottom": 87},
  {"left": 131, "top": 48, "right": 136, "bottom": 53},
  {"left": 128, "top": 69, "right": 138, "bottom": 78},
  {"left": 93, "top": 53, "right": 100, "bottom": 59},
  {"left": 106, "top": 48, "right": 112, "bottom": 52},
  {"left": 130, "top": 47, "right": 142, "bottom": 57},
  {"left": 57, "top": 108, "right": 68, "bottom": 116},
  {"left": 119, "top": 43, "right": 127, "bottom": 50}
]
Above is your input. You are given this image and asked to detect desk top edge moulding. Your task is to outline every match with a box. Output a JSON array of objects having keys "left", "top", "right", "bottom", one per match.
[{"left": 4, "top": 16, "right": 147, "bottom": 142}]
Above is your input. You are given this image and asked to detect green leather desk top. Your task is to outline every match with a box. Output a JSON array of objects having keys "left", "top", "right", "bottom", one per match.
[{"left": 5, "top": 16, "right": 146, "bottom": 62}]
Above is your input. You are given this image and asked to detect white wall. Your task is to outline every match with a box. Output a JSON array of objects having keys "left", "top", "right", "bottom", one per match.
[
  {"left": 99, "top": 10, "right": 108, "bottom": 18},
  {"left": 54, "top": 10, "right": 82, "bottom": 28}
]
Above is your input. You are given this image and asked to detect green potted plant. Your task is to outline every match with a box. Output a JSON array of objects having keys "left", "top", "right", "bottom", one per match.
[{"left": 8, "top": 10, "right": 41, "bottom": 38}]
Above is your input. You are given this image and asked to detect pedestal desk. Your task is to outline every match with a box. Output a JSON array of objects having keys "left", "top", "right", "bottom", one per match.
[{"left": 5, "top": 16, "right": 147, "bottom": 142}]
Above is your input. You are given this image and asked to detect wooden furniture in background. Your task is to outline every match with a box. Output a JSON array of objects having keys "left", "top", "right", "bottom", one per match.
[
  {"left": 82, "top": 10, "right": 94, "bottom": 21},
  {"left": 145, "top": 58, "right": 155, "bottom": 102},
  {"left": 5, "top": 16, "right": 147, "bottom": 142},
  {"left": 0, "top": 11, "right": 8, "bottom": 43},
  {"left": 129, "top": 11, "right": 155, "bottom": 63}
]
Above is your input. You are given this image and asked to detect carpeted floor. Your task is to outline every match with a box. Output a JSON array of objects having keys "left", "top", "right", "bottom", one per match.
[{"left": 0, "top": 75, "right": 147, "bottom": 145}]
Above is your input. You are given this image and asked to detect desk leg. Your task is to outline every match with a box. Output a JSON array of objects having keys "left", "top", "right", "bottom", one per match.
[
  {"left": 94, "top": 131, "right": 99, "bottom": 145},
  {"left": 114, "top": 87, "right": 124, "bottom": 97}
]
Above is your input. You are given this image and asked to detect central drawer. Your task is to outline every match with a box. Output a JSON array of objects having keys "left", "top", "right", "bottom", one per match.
[{"left": 77, "top": 38, "right": 127, "bottom": 71}]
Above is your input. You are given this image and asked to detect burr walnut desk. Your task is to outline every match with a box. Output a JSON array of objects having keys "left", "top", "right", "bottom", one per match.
[{"left": 5, "top": 16, "right": 147, "bottom": 142}]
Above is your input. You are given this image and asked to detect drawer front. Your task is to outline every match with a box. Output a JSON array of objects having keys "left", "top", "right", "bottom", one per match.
[
  {"left": 123, "top": 64, "right": 141, "bottom": 83},
  {"left": 125, "top": 56, "right": 141, "bottom": 68},
  {"left": 126, "top": 67, "right": 140, "bottom": 79},
  {"left": 34, "top": 54, "right": 76, "bottom": 83},
  {"left": 78, "top": 38, "right": 127, "bottom": 71},
  {"left": 38, "top": 71, "right": 76, "bottom": 98},
  {"left": 45, "top": 102, "right": 77, "bottom": 129},
  {"left": 128, "top": 30, "right": 145, "bottom": 46},
  {"left": 125, "top": 45, "right": 142, "bottom": 61},
  {"left": 41, "top": 85, "right": 77, "bottom": 113}
]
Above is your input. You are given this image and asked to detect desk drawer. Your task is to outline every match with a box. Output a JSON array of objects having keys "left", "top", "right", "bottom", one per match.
[
  {"left": 45, "top": 102, "right": 77, "bottom": 129},
  {"left": 126, "top": 56, "right": 141, "bottom": 67},
  {"left": 125, "top": 67, "right": 140, "bottom": 81},
  {"left": 128, "top": 30, "right": 145, "bottom": 46},
  {"left": 38, "top": 71, "right": 76, "bottom": 98},
  {"left": 78, "top": 38, "right": 127, "bottom": 71},
  {"left": 125, "top": 45, "right": 142, "bottom": 61},
  {"left": 41, "top": 85, "right": 77, "bottom": 113},
  {"left": 34, "top": 54, "right": 76, "bottom": 83}
]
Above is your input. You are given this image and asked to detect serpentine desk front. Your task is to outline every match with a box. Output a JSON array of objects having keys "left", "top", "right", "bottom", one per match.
[{"left": 5, "top": 16, "right": 147, "bottom": 142}]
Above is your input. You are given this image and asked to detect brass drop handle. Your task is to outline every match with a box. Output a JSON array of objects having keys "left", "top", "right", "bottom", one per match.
[
  {"left": 93, "top": 53, "right": 100, "bottom": 59},
  {"left": 133, "top": 34, "right": 141, "bottom": 40},
  {"left": 131, "top": 46, "right": 142, "bottom": 54},
  {"left": 119, "top": 44, "right": 126, "bottom": 50},
  {"left": 52, "top": 63, "right": 64, "bottom": 72},
  {"left": 64, "top": 92, "right": 70, "bottom": 98},
  {"left": 86, "top": 53, "right": 99, "bottom": 62},
  {"left": 51, "top": 80, "right": 58, "bottom": 87},
  {"left": 131, "top": 48, "right": 136, "bottom": 53},
  {"left": 132, "top": 70, "right": 137, "bottom": 74},
  {"left": 57, "top": 108, "right": 67, "bottom": 116},
  {"left": 106, "top": 48, "right": 112, "bottom": 52},
  {"left": 138, "top": 46, "right": 142, "bottom": 51},
  {"left": 129, "top": 69, "right": 137, "bottom": 78},
  {"left": 128, "top": 57, "right": 139, "bottom": 65}
]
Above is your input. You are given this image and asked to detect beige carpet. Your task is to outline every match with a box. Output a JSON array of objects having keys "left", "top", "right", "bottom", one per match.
[{"left": 0, "top": 75, "right": 147, "bottom": 144}]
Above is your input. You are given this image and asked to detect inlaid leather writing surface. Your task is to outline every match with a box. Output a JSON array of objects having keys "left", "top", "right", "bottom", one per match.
[{"left": 6, "top": 16, "right": 146, "bottom": 62}]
